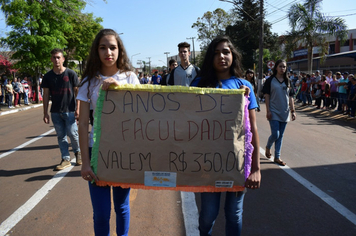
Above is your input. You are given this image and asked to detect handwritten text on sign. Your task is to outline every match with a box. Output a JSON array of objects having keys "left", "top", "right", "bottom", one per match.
[{"left": 92, "top": 86, "right": 246, "bottom": 191}]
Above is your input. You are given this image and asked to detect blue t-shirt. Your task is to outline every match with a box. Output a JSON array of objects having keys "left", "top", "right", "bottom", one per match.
[
  {"left": 190, "top": 76, "right": 258, "bottom": 110},
  {"left": 151, "top": 75, "right": 161, "bottom": 85}
]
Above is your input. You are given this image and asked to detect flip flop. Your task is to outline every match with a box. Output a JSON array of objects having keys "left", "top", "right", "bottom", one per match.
[
  {"left": 265, "top": 147, "right": 272, "bottom": 159},
  {"left": 274, "top": 158, "right": 286, "bottom": 166}
]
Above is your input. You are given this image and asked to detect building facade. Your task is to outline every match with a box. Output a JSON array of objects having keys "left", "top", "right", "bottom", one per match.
[{"left": 287, "top": 28, "right": 356, "bottom": 74}]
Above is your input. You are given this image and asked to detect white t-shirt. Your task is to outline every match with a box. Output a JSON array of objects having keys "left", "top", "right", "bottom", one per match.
[
  {"left": 77, "top": 70, "right": 139, "bottom": 147},
  {"left": 326, "top": 76, "right": 332, "bottom": 84}
]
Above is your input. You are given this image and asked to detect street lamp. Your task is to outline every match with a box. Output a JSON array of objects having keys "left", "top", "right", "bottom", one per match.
[
  {"left": 131, "top": 53, "right": 140, "bottom": 65},
  {"left": 164, "top": 52, "right": 170, "bottom": 69},
  {"left": 186, "top": 38, "right": 196, "bottom": 64},
  {"left": 147, "top": 57, "right": 151, "bottom": 73}
]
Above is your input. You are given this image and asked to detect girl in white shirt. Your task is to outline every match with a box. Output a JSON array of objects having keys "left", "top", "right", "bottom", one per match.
[{"left": 77, "top": 29, "right": 139, "bottom": 236}]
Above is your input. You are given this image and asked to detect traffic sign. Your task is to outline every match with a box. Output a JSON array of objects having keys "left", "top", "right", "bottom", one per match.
[{"left": 267, "top": 60, "right": 275, "bottom": 69}]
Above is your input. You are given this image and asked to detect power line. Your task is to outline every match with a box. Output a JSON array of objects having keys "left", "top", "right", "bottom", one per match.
[
  {"left": 266, "top": 2, "right": 288, "bottom": 13},
  {"left": 324, "top": 8, "right": 356, "bottom": 14},
  {"left": 270, "top": 15, "right": 289, "bottom": 25},
  {"left": 329, "top": 13, "right": 356, "bottom": 18},
  {"left": 265, "top": 0, "right": 300, "bottom": 17}
]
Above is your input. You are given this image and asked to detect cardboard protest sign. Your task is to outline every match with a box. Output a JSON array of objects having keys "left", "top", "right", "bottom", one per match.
[{"left": 91, "top": 85, "right": 252, "bottom": 192}]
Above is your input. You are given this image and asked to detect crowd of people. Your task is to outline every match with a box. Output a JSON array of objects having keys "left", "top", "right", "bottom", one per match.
[
  {"left": 0, "top": 75, "right": 43, "bottom": 109},
  {"left": 139, "top": 62, "right": 356, "bottom": 121},
  {"left": 136, "top": 58, "right": 179, "bottom": 85},
  {"left": 291, "top": 70, "right": 356, "bottom": 118}
]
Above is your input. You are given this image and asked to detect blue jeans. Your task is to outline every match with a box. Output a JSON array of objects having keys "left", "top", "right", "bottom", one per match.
[
  {"left": 306, "top": 92, "right": 312, "bottom": 104},
  {"left": 88, "top": 148, "right": 131, "bottom": 236},
  {"left": 266, "top": 120, "right": 287, "bottom": 159},
  {"left": 199, "top": 191, "right": 245, "bottom": 236},
  {"left": 51, "top": 112, "right": 80, "bottom": 161},
  {"left": 338, "top": 93, "right": 347, "bottom": 110},
  {"left": 23, "top": 91, "right": 29, "bottom": 104},
  {"left": 6, "top": 93, "right": 13, "bottom": 107},
  {"left": 301, "top": 91, "right": 307, "bottom": 104}
]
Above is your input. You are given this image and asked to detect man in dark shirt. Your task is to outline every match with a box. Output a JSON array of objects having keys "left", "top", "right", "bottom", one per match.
[{"left": 42, "top": 48, "right": 81, "bottom": 171}]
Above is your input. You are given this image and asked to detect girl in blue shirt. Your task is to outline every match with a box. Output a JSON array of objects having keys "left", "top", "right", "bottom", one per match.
[{"left": 190, "top": 35, "right": 261, "bottom": 236}]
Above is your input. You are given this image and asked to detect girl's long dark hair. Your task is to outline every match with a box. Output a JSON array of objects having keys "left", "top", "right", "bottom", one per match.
[
  {"left": 245, "top": 68, "right": 257, "bottom": 94},
  {"left": 80, "top": 29, "right": 133, "bottom": 96},
  {"left": 272, "top": 59, "right": 291, "bottom": 88},
  {"left": 197, "top": 35, "right": 243, "bottom": 88}
]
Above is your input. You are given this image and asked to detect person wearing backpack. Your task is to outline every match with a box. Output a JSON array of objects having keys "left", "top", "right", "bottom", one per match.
[
  {"left": 161, "top": 59, "right": 178, "bottom": 85},
  {"left": 168, "top": 42, "right": 200, "bottom": 86}
]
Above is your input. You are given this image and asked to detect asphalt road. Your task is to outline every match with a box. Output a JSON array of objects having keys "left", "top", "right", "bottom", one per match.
[{"left": 0, "top": 103, "right": 355, "bottom": 236}]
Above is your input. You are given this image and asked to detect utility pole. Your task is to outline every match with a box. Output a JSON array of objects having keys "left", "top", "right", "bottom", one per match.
[
  {"left": 147, "top": 57, "right": 151, "bottom": 74},
  {"left": 131, "top": 53, "right": 140, "bottom": 65},
  {"left": 186, "top": 37, "right": 196, "bottom": 64},
  {"left": 258, "top": 0, "right": 264, "bottom": 98},
  {"left": 164, "top": 52, "right": 170, "bottom": 69}
]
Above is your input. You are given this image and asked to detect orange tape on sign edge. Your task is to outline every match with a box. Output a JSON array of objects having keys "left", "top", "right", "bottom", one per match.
[{"left": 94, "top": 180, "right": 245, "bottom": 192}]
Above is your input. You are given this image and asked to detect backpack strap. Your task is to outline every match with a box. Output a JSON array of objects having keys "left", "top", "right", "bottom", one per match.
[
  {"left": 194, "top": 66, "right": 200, "bottom": 79},
  {"left": 168, "top": 67, "right": 176, "bottom": 85}
]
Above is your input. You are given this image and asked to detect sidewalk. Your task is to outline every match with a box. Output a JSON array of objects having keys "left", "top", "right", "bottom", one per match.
[{"left": 0, "top": 103, "right": 43, "bottom": 116}]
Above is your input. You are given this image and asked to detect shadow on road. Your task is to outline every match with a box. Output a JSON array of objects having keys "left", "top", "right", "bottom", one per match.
[
  {"left": 0, "top": 144, "right": 59, "bottom": 155},
  {"left": 0, "top": 165, "right": 55, "bottom": 178},
  {"left": 296, "top": 106, "right": 356, "bottom": 131}
]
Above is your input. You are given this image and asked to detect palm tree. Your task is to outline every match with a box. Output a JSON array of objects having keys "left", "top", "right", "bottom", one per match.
[{"left": 286, "top": 0, "right": 347, "bottom": 73}]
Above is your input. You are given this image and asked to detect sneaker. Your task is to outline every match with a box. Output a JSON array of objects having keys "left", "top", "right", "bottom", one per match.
[
  {"left": 75, "top": 152, "right": 82, "bottom": 166},
  {"left": 54, "top": 160, "right": 71, "bottom": 171}
]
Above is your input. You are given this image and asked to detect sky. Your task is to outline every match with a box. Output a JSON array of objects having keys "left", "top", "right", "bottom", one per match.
[{"left": 1, "top": 0, "right": 356, "bottom": 68}]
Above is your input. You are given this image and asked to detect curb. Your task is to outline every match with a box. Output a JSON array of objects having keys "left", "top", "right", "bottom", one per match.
[{"left": 0, "top": 104, "right": 43, "bottom": 116}]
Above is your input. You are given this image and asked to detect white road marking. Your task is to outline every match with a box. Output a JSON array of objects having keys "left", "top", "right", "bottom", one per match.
[
  {"left": 181, "top": 192, "right": 200, "bottom": 236},
  {"left": 0, "top": 159, "right": 76, "bottom": 236},
  {"left": 260, "top": 147, "right": 356, "bottom": 226},
  {"left": 0, "top": 129, "right": 55, "bottom": 160}
]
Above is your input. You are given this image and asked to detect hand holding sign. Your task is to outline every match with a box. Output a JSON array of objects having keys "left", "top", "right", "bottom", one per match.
[{"left": 91, "top": 85, "right": 251, "bottom": 192}]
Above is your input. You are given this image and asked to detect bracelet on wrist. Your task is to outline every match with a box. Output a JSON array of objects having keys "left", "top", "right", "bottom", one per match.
[{"left": 290, "top": 109, "right": 295, "bottom": 113}]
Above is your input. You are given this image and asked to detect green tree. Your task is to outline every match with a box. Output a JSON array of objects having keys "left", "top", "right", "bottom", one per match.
[
  {"left": 225, "top": 0, "right": 279, "bottom": 71},
  {"left": 192, "top": 8, "right": 235, "bottom": 49},
  {"left": 0, "top": 0, "right": 84, "bottom": 102},
  {"left": 192, "top": 8, "right": 236, "bottom": 67},
  {"left": 286, "top": 0, "right": 347, "bottom": 73},
  {"left": 64, "top": 13, "right": 103, "bottom": 77},
  {"left": 0, "top": 0, "right": 76, "bottom": 73},
  {"left": 0, "top": 0, "right": 103, "bottom": 101}
]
